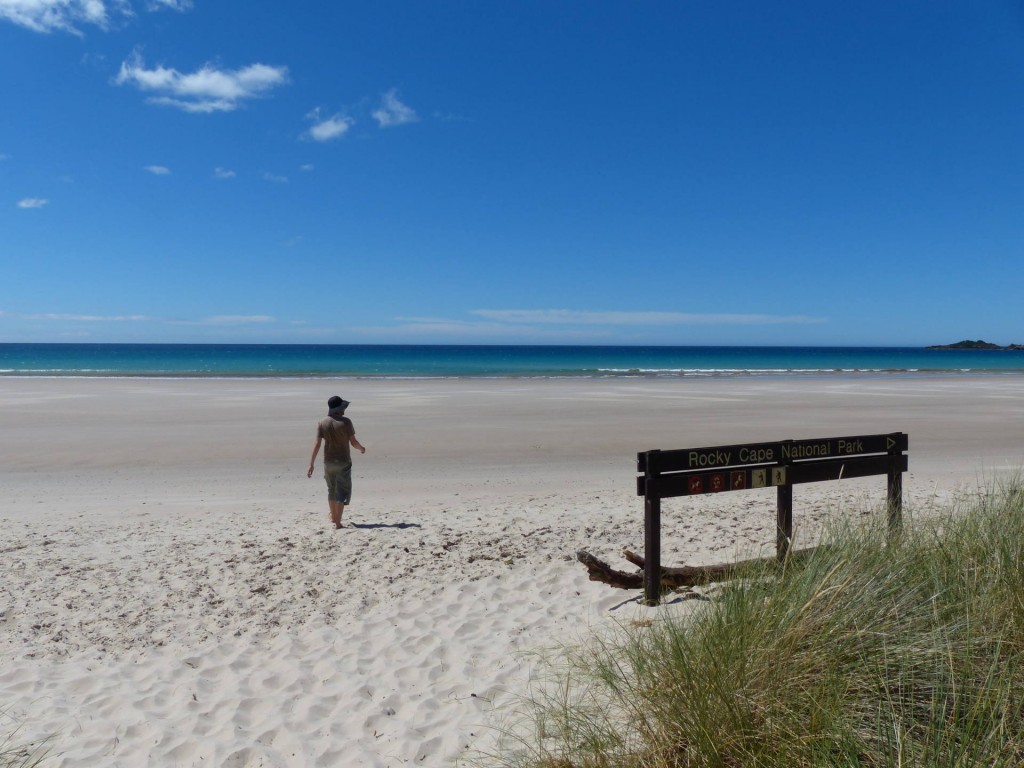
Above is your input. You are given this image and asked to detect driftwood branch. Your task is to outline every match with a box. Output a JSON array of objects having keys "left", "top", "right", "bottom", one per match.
[{"left": 576, "top": 547, "right": 822, "bottom": 590}]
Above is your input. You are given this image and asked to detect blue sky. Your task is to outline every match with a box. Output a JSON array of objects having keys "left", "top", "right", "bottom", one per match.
[{"left": 1, "top": 1, "right": 1022, "bottom": 346}]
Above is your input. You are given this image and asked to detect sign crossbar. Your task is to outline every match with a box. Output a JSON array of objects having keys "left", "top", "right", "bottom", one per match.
[{"left": 639, "top": 433, "right": 908, "bottom": 474}]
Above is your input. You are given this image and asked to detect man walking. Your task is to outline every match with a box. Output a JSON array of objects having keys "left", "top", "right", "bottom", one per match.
[{"left": 307, "top": 395, "right": 366, "bottom": 528}]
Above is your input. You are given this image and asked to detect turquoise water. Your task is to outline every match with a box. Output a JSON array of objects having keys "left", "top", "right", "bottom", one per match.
[{"left": 2, "top": 343, "right": 1023, "bottom": 378}]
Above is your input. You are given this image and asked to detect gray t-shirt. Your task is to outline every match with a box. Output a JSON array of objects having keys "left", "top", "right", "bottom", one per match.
[{"left": 317, "top": 416, "right": 355, "bottom": 463}]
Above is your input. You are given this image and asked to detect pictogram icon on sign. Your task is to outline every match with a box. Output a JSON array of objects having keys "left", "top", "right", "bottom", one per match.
[
  {"left": 710, "top": 473, "right": 725, "bottom": 492},
  {"left": 772, "top": 467, "right": 787, "bottom": 486},
  {"left": 731, "top": 471, "right": 746, "bottom": 490},
  {"left": 751, "top": 469, "right": 767, "bottom": 488},
  {"left": 688, "top": 476, "right": 704, "bottom": 494}
]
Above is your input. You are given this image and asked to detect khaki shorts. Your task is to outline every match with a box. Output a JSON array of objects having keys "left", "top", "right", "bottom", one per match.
[{"left": 324, "top": 460, "right": 352, "bottom": 504}]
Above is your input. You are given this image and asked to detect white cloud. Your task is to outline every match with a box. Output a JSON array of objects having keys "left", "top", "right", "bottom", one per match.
[
  {"left": 1, "top": 0, "right": 194, "bottom": 34},
  {"left": 363, "top": 308, "right": 831, "bottom": 344},
  {"left": 17, "top": 197, "right": 48, "bottom": 208},
  {"left": 305, "top": 108, "right": 354, "bottom": 142},
  {"left": 300, "top": 163, "right": 314, "bottom": 171},
  {"left": 376, "top": 316, "right": 610, "bottom": 342},
  {"left": 146, "top": 0, "right": 190, "bottom": 10},
  {"left": 1, "top": 310, "right": 148, "bottom": 321},
  {"left": 0, "top": 0, "right": 129, "bottom": 34},
  {"left": 144, "top": 164, "right": 170, "bottom": 175},
  {"left": 115, "top": 52, "right": 288, "bottom": 113},
  {"left": 213, "top": 167, "right": 236, "bottom": 179},
  {"left": 262, "top": 172, "right": 288, "bottom": 183},
  {"left": 173, "top": 315, "right": 275, "bottom": 326},
  {"left": 471, "top": 309, "right": 827, "bottom": 326},
  {"left": 372, "top": 88, "right": 418, "bottom": 128},
  {"left": 204, "top": 315, "right": 274, "bottom": 325}
]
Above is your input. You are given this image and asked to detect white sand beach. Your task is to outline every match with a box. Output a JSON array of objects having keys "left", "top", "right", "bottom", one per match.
[{"left": 2, "top": 376, "right": 1023, "bottom": 766}]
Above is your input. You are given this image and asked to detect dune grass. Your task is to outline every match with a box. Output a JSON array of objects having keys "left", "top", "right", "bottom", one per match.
[
  {"left": 491, "top": 479, "right": 1024, "bottom": 767},
  {"left": 0, "top": 721, "right": 48, "bottom": 768}
]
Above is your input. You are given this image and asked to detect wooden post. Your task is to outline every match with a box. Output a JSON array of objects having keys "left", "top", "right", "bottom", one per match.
[
  {"left": 777, "top": 441, "right": 793, "bottom": 562},
  {"left": 643, "top": 450, "right": 662, "bottom": 606},
  {"left": 776, "top": 482, "right": 793, "bottom": 562},
  {"left": 643, "top": 495, "right": 662, "bottom": 605},
  {"left": 887, "top": 457, "right": 903, "bottom": 534}
]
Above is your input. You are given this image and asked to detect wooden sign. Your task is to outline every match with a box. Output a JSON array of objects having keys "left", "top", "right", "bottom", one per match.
[{"left": 637, "top": 432, "right": 908, "bottom": 605}]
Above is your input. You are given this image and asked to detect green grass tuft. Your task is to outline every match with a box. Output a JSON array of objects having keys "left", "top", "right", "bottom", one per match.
[{"left": 486, "top": 477, "right": 1024, "bottom": 768}]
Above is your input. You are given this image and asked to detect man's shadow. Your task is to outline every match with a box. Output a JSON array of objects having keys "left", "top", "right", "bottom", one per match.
[{"left": 350, "top": 522, "right": 422, "bottom": 530}]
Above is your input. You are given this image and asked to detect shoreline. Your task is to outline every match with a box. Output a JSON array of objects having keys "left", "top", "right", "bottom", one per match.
[
  {"left": 5, "top": 368, "right": 1024, "bottom": 380},
  {"left": 5, "top": 343, "right": 1024, "bottom": 381},
  {"left": 2, "top": 375, "right": 1023, "bottom": 766}
]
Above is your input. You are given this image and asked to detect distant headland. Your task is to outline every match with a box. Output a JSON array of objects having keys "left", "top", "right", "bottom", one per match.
[{"left": 927, "top": 339, "right": 1024, "bottom": 351}]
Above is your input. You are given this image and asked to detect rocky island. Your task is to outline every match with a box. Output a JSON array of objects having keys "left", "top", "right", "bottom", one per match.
[{"left": 927, "top": 339, "right": 1024, "bottom": 351}]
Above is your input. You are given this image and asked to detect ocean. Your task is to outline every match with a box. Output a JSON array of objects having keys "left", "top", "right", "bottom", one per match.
[{"left": 2, "top": 343, "right": 1023, "bottom": 379}]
